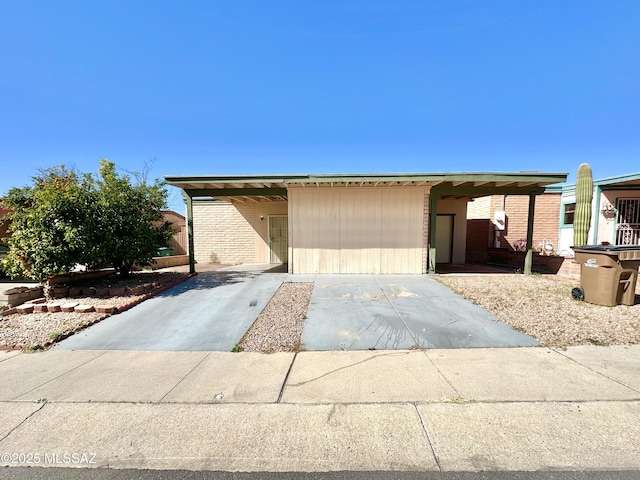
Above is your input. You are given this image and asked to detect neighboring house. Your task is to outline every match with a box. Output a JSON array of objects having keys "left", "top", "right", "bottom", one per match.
[
  {"left": 558, "top": 172, "right": 640, "bottom": 254},
  {"left": 161, "top": 210, "right": 187, "bottom": 255},
  {"left": 166, "top": 172, "right": 566, "bottom": 275},
  {"left": 466, "top": 190, "right": 562, "bottom": 263}
]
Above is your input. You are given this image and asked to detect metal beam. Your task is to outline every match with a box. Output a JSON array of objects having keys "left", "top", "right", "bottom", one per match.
[
  {"left": 524, "top": 193, "right": 536, "bottom": 275},
  {"left": 181, "top": 190, "right": 196, "bottom": 274},
  {"left": 428, "top": 192, "right": 441, "bottom": 274}
]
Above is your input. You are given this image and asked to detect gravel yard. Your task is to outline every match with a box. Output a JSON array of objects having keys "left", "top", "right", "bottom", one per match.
[
  {"left": 437, "top": 274, "right": 640, "bottom": 347},
  {"left": 237, "top": 282, "right": 314, "bottom": 353},
  {"left": 0, "top": 271, "right": 190, "bottom": 351}
]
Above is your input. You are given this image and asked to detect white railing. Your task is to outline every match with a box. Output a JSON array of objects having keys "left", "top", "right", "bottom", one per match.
[{"left": 616, "top": 223, "right": 640, "bottom": 245}]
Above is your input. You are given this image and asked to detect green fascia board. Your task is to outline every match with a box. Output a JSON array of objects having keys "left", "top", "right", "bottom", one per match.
[
  {"left": 167, "top": 172, "right": 567, "bottom": 187},
  {"left": 185, "top": 188, "right": 288, "bottom": 197},
  {"left": 594, "top": 172, "right": 640, "bottom": 187},
  {"left": 432, "top": 185, "right": 547, "bottom": 196}
]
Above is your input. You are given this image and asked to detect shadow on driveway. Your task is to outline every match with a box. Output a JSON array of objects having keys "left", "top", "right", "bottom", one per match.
[{"left": 55, "top": 265, "right": 287, "bottom": 351}]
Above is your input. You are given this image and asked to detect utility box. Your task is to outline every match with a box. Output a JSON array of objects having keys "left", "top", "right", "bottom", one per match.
[{"left": 572, "top": 245, "right": 640, "bottom": 306}]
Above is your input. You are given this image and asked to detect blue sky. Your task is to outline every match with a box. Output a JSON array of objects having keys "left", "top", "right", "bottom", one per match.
[{"left": 1, "top": 1, "right": 639, "bottom": 212}]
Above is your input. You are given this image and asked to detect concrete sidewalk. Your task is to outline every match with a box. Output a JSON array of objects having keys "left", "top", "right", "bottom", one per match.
[{"left": 0, "top": 345, "right": 639, "bottom": 473}]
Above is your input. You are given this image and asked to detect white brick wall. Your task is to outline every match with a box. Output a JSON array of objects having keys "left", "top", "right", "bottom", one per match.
[{"left": 192, "top": 201, "right": 257, "bottom": 264}]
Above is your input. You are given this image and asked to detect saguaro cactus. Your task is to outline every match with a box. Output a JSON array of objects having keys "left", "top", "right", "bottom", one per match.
[{"left": 573, "top": 163, "right": 593, "bottom": 246}]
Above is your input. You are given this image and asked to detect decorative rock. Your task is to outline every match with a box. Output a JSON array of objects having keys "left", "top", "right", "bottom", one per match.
[
  {"left": 61, "top": 302, "right": 79, "bottom": 313},
  {"left": 16, "top": 304, "right": 34, "bottom": 314},
  {"left": 33, "top": 304, "right": 48, "bottom": 313},
  {"left": 95, "top": 305, "right": 116, "bottom": 314},
  {"left": 47, "top": 303, "right": 63, "bottom": 313},
  {"left": 74, "top": 305, "right": 95, "bottom": 313}
]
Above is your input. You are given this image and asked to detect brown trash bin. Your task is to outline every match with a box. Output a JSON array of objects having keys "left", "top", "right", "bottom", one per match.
[{"left": 572, "top": 245, "right": 640, "bottom": 306}]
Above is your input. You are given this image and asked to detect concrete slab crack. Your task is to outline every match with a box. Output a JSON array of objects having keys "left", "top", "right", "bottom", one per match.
[
  {"left": 0, "top": 401, "right": 47, "bottom": 444},
  {"left": 552, "top": 348, "right": 640, "bottom": 394},
  {"left": 159, "top": 352, "right": 210, "bottom": 402},
  {"left": 414, "top": 403, "right": 442, "bottom": 473},
  {"left": 278, "top": 352, "right": 298, "bottom": 403}
]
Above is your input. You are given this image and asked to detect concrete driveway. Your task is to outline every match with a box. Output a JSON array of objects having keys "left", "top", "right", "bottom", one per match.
[
  {"left": 55, "top": 264, "right": 287, "bottom": 351},
  {"left": 301, "top": 275, "right": 538, "bottom": 350}
]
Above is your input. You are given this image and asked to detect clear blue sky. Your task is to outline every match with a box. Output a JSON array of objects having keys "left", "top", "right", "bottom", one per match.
[{"left": 1, "top": 1, "right": 639, "bottom": 212}]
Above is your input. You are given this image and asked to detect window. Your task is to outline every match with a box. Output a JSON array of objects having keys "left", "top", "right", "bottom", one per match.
[{"left": 563, "top": 203, "right": 576, "bottom": 225}]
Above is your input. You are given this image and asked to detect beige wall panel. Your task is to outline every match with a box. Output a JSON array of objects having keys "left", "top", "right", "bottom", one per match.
[
  {"left": 290, "top": 187, "right": 424, "bottom": 274},
  {"left": 438, "top": 198, "right": 469, "bottom": 264}
]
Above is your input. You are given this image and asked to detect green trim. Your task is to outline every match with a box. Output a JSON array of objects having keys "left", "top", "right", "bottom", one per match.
[
  {"left": 428, "top": 193, "right": 440, "bottom": 274},
  {"left": 524, "top": 193, "right": 536, "bottom": 275},
  {"left": 182, "top": 191, "right": 195, "bottom": 274},
  {"left": 185, "top": 188, "right": 288, "bottom": 197},
  {"left": 592, "top": 185, "right": 602, "bottom": 244},
  {"left": 432, "top": 186, "right": 546, "bottom": 196},
  {"left": 560, "top": 202, "right": 576, "bottom": 228}
]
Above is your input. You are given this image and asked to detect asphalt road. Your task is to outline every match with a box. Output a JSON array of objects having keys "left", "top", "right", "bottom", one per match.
[{"left": 1, "top": 469, "right": 638, "bottom": 480}]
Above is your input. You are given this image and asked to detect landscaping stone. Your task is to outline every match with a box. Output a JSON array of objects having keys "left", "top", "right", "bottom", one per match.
[
  {"left": 95, "top": 287, "right": 110, "bottom": 297},
  {"left": 33, "top": 304, "right": 48, "bottom": 313},
  {"left": 129, "top": 285, "right": 145, "bottom": 295},
  {"left": 75, "top": 305, "right": 95, "bottom": 313},
  {"left": 26, "top": 298, "right": 46, "bottom": 304},
  {"left": 68, "top": 287, "right": 83, "bottom": 297},
  {"left": 52, "top": 286, "right": 69, "bottom": 298},
  {"left": 109, "top": 287, "right": 126, "bottom": 296},
  {"left": 61, "top": 302, "right": 79, "bottom": 313},
  {"left": 15, "top": 304, "right": 34, "bottom": 314},
  {"left": 81, "top": 287, "right": 96, "bottom": 296},
  {"left": 47, "top": 303, "right": 63, "bottom": 313},
  {"left": 95, "top": 305, "right": 116, "bottom": 314}
]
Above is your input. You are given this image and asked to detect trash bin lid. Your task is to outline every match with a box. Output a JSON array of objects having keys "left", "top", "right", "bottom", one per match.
[{"left": 571, "top": 245, "right": 640, "bottom": 252}]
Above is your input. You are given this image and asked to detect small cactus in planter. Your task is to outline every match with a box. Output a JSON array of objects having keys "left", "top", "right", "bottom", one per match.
[{"left": 573, "top": 163, "right": 593, "bottom": 247}]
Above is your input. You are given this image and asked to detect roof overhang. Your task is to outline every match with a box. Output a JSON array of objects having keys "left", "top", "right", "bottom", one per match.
[{"left": 165, "top": 172, "right": 568, "bottom": 202}]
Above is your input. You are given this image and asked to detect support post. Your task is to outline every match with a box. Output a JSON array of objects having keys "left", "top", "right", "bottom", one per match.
[
  {"left": 428, "top": 192, "right": 440, "bottom": 274},
  {"left": 182, "top": 191, "right": 196, "bottom": 274},
  {"left": 524, "top": 193, "right": 536, "bottom": 275}
]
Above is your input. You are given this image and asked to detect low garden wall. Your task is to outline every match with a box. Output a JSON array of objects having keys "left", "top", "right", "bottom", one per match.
[{"left": 486, "top": 248, "right": 567, "bottom": 274}]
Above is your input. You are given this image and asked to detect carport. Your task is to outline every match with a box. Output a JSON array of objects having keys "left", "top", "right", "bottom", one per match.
[{"left": 165, "top": 172, "right": 567, "bottom": 276}]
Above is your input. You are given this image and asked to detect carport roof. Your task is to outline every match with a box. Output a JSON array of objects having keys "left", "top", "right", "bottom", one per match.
[{"left": 166, "top": 172, "right": 567, "bottom": 200}]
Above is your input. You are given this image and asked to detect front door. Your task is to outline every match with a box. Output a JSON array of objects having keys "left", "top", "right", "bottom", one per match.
[{"left": 269, "top": 215, "right": 288, "bottom": 263}]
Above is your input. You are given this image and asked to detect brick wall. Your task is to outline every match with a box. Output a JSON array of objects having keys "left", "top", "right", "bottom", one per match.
[
  {"left": 501, "top": 193, "right": 561, "bottom": 251},
  {"left": 192, "top": 201, "right": 257, "bottom": 264}
]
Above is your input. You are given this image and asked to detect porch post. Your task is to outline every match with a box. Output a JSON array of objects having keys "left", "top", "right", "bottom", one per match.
[
  {"left": 428, "top": 192, "right": 440, "bottom": 274},
  {"left": 524, "top": 193, "right": 536, "bottom": 275},
  {"left": 182, "top": 190, "right": 196, "bottom": 274}
]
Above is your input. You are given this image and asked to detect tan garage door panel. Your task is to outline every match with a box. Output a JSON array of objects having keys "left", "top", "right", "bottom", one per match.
[{"left": 290, "top": 188, "right": 424, "bottom": 274}]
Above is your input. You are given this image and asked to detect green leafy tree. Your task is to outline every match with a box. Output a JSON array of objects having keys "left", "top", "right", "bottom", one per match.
[
  {"left": 82, "top": 159, "right": 173, "bottom": 277},
  {"left": 1, "top": 166, "right": 92, "bottom": 296},
  {"left": 1, "top": 160, "right": 174, "bottom": 293}
]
